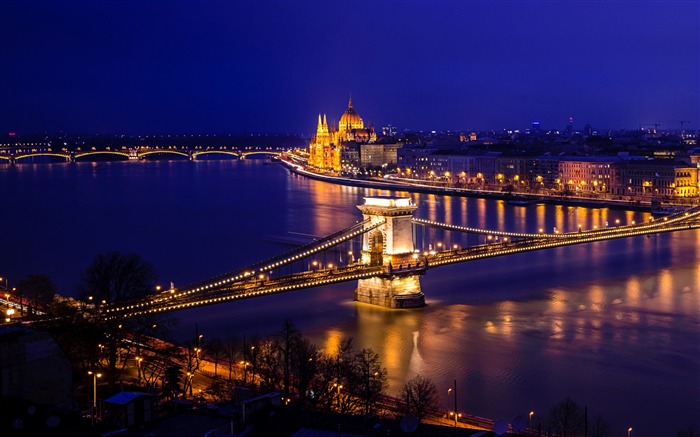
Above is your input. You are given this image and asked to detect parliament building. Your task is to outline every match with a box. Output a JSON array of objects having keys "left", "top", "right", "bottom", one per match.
[{"left": 308, "top": 97, "right": 378, "bottom": 172}]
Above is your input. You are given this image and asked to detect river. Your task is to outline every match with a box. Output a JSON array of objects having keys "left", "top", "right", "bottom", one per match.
[{"left": 1, "top": 159, "right": 698, "bottom": 435}]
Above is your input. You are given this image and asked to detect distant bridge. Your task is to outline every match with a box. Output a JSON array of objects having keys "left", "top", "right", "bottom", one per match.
[
  {"left": 101, "top": 197, "right": 700, "bottom": 319},
  {"left": 0, "top": 146, "right": 282, "bottom": 163}
]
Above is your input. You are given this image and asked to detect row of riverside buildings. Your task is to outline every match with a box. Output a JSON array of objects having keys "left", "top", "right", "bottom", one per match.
[
  {"left": 307, "top": 98, "right": 699, "bottom": 200},
  {"left": 397, "top": 148, "right": 699, "bottom": 199}
]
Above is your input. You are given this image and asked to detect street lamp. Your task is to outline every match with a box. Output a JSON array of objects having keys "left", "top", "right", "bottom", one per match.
[
  {"left": 88, "top": 371, "right": 102, "bottom": 426},
  {"left": 136, "top": 356, "right": 143, "bottom": 381},
  {"left": 529, "top": 411, "right": 534, "bottom": 429},
  {"left": 628, "top": 427, "right": 632, "bottom": 437},
  {"left": 447, "top": 380, "right": 457, "bottom": 427}
]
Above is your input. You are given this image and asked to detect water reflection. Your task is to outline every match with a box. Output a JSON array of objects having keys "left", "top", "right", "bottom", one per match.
[{"left": 3, "top": 161, "right": 699, "bottom": 436}]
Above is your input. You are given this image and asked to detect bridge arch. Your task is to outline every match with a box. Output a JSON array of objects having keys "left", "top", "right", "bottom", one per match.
[
  {"left": 74, "top": 151, "right": 130, "bottom": 161},
  {"left": 239, "top": 151, "right": 281, "bottom": 159},
  {"left": 13, "top": 153, "right": 71, "bottom": 162},
  {"left": 192, "top": 150, "right": 242, "bottom": 159},
  {"left": 138, "top": 150, "right": 189, "bottom": 159}
]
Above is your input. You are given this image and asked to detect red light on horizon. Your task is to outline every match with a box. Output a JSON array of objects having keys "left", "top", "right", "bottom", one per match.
[{"left": 9, "top": 132, "right": 16, "bottom": 136}]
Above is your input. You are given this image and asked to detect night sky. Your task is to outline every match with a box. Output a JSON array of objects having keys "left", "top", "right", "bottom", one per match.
[{"left": 1, "top": 0, "right": 698, "bottom": 135}]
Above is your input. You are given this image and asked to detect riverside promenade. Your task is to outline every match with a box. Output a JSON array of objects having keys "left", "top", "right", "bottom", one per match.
[{"left": 278, "top": 156, "right": 661, "bottom": 213}]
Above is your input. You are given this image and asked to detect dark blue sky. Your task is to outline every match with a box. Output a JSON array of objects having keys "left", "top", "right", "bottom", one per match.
[{"left": 1, "top": 0, "right": 698, "bottom": 135}]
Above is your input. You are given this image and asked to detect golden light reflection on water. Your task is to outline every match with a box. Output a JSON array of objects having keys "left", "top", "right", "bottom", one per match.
[
  {"left": 444, "top": 195, "right": 452, "bottom": 225},
  {"left": 323, "top": 329, "right": 343, "bottom": 356},
  {"left": 657, "top": 269, "right": 674, "bottom": 314},
  {"left": 626, "top": 276, "right": 641, "bottom": 307},
  {"left": 588, "top": 285, "right": 604, "bottom": 311},
  {"left": 353, "top": 303, "right": 427, "bottom": 384},
  {"left": 495, "top": 200, "right": 505, "bottom": 228}
]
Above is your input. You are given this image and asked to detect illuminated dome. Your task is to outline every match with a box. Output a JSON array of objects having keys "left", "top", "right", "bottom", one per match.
[{"left": 338, "top": 95, "right": 364, "bottom": 131}]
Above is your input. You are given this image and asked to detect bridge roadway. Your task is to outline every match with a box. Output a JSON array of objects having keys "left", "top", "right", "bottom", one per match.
[{"left": 104, "top": 206, "right": 700, "bottom": 319}]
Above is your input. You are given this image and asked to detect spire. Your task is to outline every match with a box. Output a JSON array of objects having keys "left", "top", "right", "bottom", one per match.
[
  {"left": 348, "top": 94, "right": 353, "bottom": 109},
  {"left": 323, "top": 114, "right": 327, "bottom": 128},
  {"left": 317, "top": 114, "right": 322, "bottom": 128}
]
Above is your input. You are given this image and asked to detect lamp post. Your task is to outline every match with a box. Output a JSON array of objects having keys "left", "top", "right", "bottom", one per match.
[
  {"left": 529, "top": 411, "right": 534, "bottom": 429},
  {"left": 628, "top": 427, "right": 633, "bottom": 437},
  {"left": 88, "top": 371, "right": 102, "bottom": 426},
  {"left": 447, "top": 379, "right": 457, "bottom": 427}
]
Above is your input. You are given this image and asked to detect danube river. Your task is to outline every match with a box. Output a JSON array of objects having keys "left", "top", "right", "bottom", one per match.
[{"left": 2, "top": 159, "right": 698, "bottom": 435}]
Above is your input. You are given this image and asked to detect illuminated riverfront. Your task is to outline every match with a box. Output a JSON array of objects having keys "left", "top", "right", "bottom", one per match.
[
  {"left": 2, "top": 160, "right": 699, "bottom": 435},
  {"left": 2, "top": 0, "right": 699, "bottom": 434},
  {"left": 102, "top": 194, "right": 700, "bottom": 319}
]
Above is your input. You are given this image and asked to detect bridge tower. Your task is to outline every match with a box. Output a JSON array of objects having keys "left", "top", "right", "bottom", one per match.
[{"left": 355, "top": 196, "right": 425, "bottom": 308}]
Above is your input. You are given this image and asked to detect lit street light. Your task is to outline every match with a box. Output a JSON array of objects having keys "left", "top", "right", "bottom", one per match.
[
  {"left": 529, "top": 411, "right": 534, "bottom": 428},
  {"left": 447, "top": 379, "right": 457, "bottom": 427},
  {"left": 628, "top": 427, "right": 633, "bottom": 437},
  {"left": 88, "top": 371, "right": 102, "bottom": 426}
]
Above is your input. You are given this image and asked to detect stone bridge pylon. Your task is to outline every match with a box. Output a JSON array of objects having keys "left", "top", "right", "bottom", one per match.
[{"left": 355, "top": 196, "right": 426, "bottom": 308}]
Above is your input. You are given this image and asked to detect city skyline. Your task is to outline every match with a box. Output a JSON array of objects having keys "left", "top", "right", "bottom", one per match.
[{"left": 1, "top": 1, "right": 698, "bottom": 135}]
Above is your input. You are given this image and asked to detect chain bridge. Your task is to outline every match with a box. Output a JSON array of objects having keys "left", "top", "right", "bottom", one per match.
[{"left": 103, "top": 196, "right": 700, "bottom": 319}]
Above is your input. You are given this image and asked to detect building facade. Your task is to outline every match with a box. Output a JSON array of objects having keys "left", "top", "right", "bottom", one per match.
[
  {"left": 611, "top": 160, "right": 698, "bottom": 198},
  {"left": 308, "top": 97, "right": 377, "bottom": 172}
]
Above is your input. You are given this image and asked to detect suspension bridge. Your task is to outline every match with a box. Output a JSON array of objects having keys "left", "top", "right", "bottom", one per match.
[{"left": 100, "top": 196, "right": 700, "bottom": 319}]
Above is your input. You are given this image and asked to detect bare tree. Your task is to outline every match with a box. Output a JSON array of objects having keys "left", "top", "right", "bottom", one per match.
[
  {"left": 222, "top": 335, "right": 242, "bottom": 381},
  {"left": 589, "top": 413, "right": 610, "bottom": 437},
  {"left": 549, "top": 397, "right": 584, "bottom": 437},
  {"left": 17, "top": 273, "right": 56, "bottom": 313},
  {"left": 353, "top": 348, "right": 387, "bottom": 417},
  {"left": 257, "top": 338, "right": 282, "bottom": 391},
  {"left": 275, "top": 319, "right": 300, "bottom": 397},
  {"left": 292, "top": 337, "right": 319, "bottom": 405},
  {"left": 80, "top": 251, "right": 157, "bottom": 389},
  {"left": 401, "top": 374, "right": 440, "bottom": 423},
  {"left": 206, "top": 336, "right": 225, "bottom": 377}
]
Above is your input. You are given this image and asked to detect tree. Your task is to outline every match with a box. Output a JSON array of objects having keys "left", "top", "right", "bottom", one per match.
[
  {"left": 79, "top": 251, "right": 157, "bottom": 389},
  {"left": 275, "top": 319, "right": 300, "bottom": 397},
  {"left": 353, "top": 348, "right": 387, "bottom": 417},
  {"left": 292, "top": 337, "right": 319, "bottom": 405},
  {"left": 549, "top": 397, "right": 584, "bottom": 437},
  {"left": 206, "top": 337, "right": 225, "bottom": 378},
  {"left": 162, "top": 366, "right": 183, "bottom": 401},
  {"left": 205, "top": 377, "right": 233, "bottom": 403},
  {"left": 81, "top": 251, "right": 156, "bottom": 303},
  {"left": 222, "top": 335, "right": 242, "bottom": 381},
  {"left": 401, "top": 374, "right": 440, "bottom": 423},
  {"left": 256, "top": 339, "right": 282, "bottom": 391},
  {"left": 17, "top": 274, "right": 56, "bottom": 312},
  {"left": 589, "top": 413, "right": 610, "bottom": 437}
]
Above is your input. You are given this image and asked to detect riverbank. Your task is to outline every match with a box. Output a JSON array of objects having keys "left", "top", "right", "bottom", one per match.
[{"left": 278, "top": 157, "right": 654, "bottom": 212}]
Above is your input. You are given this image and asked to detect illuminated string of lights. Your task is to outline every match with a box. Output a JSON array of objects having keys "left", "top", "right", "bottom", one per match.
[
  {"left": 106, "top": 219, "right": 386, "bottom": 314},
  {"left": 103, "top": 206, "right": 700, "bottom": 319}
]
